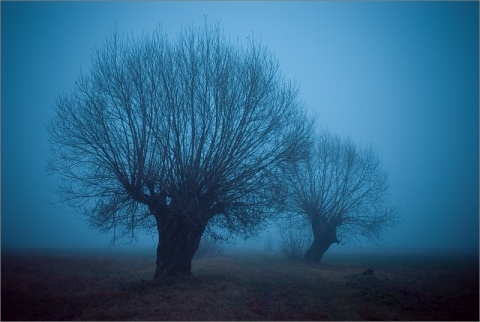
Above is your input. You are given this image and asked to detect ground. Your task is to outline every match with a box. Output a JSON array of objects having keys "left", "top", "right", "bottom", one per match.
[{"left": 1, "top": 250, "right": 478, "bottom": 320}]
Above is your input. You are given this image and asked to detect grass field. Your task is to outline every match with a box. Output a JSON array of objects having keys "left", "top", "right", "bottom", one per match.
[{"left": 1, "top": 250, "right": 478, "bottom": 320}]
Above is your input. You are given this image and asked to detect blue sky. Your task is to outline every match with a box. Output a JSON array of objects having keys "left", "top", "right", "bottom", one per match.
[{"left": 2, "top": 1, "right": 478, "bottom": 253}]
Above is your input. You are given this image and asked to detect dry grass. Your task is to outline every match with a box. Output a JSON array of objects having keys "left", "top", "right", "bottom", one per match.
[{"left": 1, "top": 250, "right": 478, "bottom": 321}]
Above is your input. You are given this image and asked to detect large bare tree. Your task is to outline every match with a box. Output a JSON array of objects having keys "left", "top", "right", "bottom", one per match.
[
  {"left": 282, "top": 130, "right": 397, "bottom": 263},
  {"left": 48, "top": 24, "right": 312, "bottom": 280}
]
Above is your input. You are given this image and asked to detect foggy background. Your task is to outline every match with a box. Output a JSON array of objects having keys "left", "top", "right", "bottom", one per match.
[{"left": 2, "top": 2, "right": 478, "bottom": 255}]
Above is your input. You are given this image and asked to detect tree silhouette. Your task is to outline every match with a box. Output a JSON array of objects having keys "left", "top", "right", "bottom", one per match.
[
  {"left": 282, "top": 130, "right": 397, "bottom": 263},
  {"left": 48, "top": 24, "right": 312, "bottom": 280}
]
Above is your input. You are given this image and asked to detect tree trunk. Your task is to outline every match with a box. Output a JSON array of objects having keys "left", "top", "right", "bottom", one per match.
[
  {"left": 304, "top": 216, "right": 339, "bottom": 264},
  {"left": 304, "top": 238, "right": 333, "bottom": 263},
  {"left": 153, "top": 214, "right": 207, "bottom": 281}
]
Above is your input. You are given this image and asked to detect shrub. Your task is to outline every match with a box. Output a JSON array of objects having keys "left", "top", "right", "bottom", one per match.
[{"left": 277, "top": 223, "right": 311, "bottom": 260}]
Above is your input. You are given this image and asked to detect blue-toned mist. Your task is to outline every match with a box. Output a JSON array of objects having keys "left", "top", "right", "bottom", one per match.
[{"left": 1, "top": 1, "right": 478, "bottom": 254}]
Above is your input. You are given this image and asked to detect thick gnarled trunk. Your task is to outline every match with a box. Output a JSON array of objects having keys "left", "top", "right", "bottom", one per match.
[
  {"left": 304, "top": 238, "right": 333, "bottom": 263},
  {"left": 154, "top": 214, "right": 207, "bottom": 280},
  {"left": 304, "top": 216, "right": 339, "bottom": 264}
]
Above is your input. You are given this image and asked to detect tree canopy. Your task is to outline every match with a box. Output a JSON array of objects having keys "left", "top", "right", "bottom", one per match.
[
  {"left": 282, "top": 130, "right": 397, "bottom": 263},
  {"left": 48, "top": 23, "right": 312, "bottom": 278}
]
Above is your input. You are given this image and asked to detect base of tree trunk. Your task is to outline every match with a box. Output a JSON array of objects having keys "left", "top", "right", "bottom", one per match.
[
  {"left": 153, "top": 270, "right": 196, "bottom": 284},
  {"left": 153, "top": 214, "right": 207, "bottom": 282},
  {"left": 153, "top": 254, "right": 196, "bottom": 280},
  {"left": 303, "top": 239, "right": 333, "bottom": 264},
  {"left": 153, "top": 265, "right": 194, "bottom": 281}
]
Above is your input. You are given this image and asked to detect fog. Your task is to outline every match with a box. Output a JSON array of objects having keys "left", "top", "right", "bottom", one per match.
[{"left": 2, "top": 2, "right": 478, "bottom": 256}]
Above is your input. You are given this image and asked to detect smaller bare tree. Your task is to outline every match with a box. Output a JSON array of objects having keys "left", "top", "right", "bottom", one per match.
[{"left": 282, "top": 130, "right": 397, "bottom": 263}]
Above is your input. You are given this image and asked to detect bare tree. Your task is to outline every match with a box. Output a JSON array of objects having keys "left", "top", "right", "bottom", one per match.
[
  {"left": 282, "top": 130, "right": 397, "bottom": 263},
  {"left": 48, "top": 23, "right": 312, "bottom": 280}
]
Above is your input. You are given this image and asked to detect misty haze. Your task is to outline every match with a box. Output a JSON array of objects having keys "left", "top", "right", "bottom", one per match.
[{"left": 2, "top": 2, "right": 478, "bottom": 321}]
